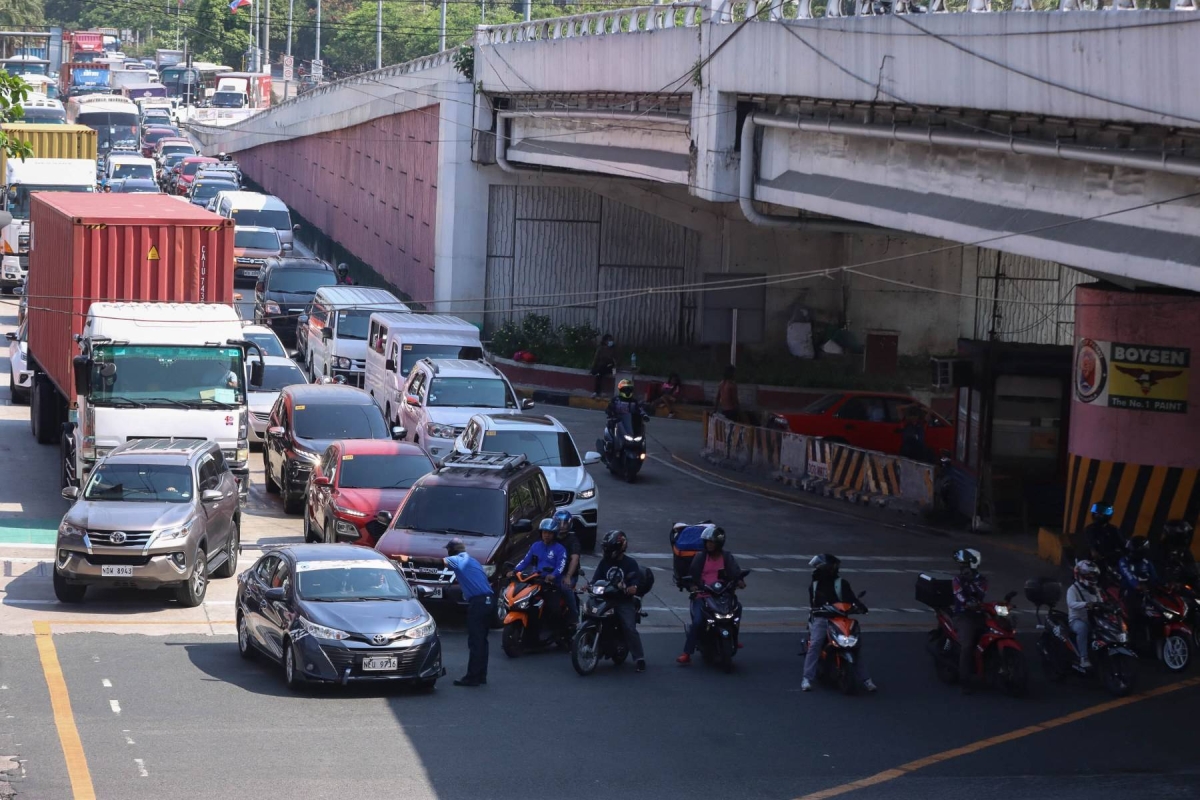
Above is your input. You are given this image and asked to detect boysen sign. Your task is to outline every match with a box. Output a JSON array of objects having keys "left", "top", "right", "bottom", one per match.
[{"left": 1075, "top": 339, "right": 1190, "bottom": 414}]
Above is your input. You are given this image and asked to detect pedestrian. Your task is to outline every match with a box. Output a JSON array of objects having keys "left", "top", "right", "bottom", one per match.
[
  {"left": 590, "top": 333, "right": 616, "bottom": 398},
  {"left": 899, "top": 406, "right": 928, "bottom": 462},
  {"left": 647, "top": 372, "right": 682, "bottom": 418},
  {"left": 443, "top": 539, "right": 494, "bottom": 687},
  {"left": 714, "top": 365, "right": 740, "bottom": 424}
]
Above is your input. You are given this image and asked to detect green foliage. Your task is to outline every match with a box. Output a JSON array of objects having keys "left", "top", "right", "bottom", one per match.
[
  {"left": 0, "top": 73, "right": 33, "bottom": 161},
  {"left": 190, "top": 0, "right": 251, "bottom": 69},
  {"left": 452, "top": 44, "right": 473, "bottom": 80},
  {"left": 490, "top": 314, "right": 599, "bottom": 369},
  {"left": 0, "top": 0, "right": 44, "bottom": 29}
]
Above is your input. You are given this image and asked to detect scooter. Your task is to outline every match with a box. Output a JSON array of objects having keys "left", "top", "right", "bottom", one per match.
[
  {"left": 598, "top": 412, "right": 647, "bottom": 483},
  {"left": 571, "top": 579, "right": 644, "bottom": 676},
  {"left": 1026, "top": 578, "right": 1137, "bottom": 697},
  {"left": 802, "top": 591, "right": 868, "bottom": 695},
  {"left": 682, "top": 569, "right": 751, "bottom": 674},
  {"left": 1125, "top": 584, "right": 1193, "bottom": 673},
  {"left": 501, "top": 570, "right": 573, "bottom": 658}
]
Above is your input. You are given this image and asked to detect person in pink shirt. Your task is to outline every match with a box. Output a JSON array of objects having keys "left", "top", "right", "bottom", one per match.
[{"left": 677, "top": 525, "right": 745, "bottom": 665}]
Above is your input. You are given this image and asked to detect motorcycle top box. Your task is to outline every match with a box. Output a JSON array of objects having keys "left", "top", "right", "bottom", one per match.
[
  {"left": 670, "top": 522, "right": 710, "bottom": 589},
  {"left": 916, "top": 574, "right": 955, "bottom": 609},
  {"left": 1024, "top": 578, "right": 1063, "bottom": 608}
]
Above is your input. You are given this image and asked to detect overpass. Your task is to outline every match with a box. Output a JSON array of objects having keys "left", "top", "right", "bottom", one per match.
[{"left": 192, "top": 6, "right": 1200, "bottom": 352}]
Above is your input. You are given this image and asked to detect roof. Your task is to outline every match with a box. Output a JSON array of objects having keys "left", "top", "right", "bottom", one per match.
[
  {"left": 420, "top": 359, "right": 501, "bottom": 378},
  {"left": 248, "top": 354, "right": 297, "bottom": 368},
  {"left": 314, "top": 286, "right": 406, "bottom": 311},
  {"left": 283, "top": 384, "right": 376, "bottom": 404},
  {"left": 235, "top": 225, "right": 277, "bottom": 235},
  {"left": 276, "top": 543, "right": 385, "bottom": 563},
  {"left": 109, "top": 437, "right": 213, "bottom": 460},
  {"left": 107, "top": 154, "right": 152, "bottom": 164},
  {"left": 337, "top": 440, "right": 429, "bottom": 457},
  {"left": 88, "top": 302, "right": 241, "bottom": 325},
  {"left": 265, "top": 256, "right": 332, "bottom": 271},
  {"left": 180, "top": 156, "right": 218, "bottom": 164},
  {"left": 478, "top": 413, "right": 559, "bottom": 430},
  {"left": 32, "top": 193, "right": 228, "bottom": 225},
  {"left": 370, "top": 312, "right": 478, "bottom": 332},
  {"left": 213, "top": 190, "right": 285, "bottom": 210}
]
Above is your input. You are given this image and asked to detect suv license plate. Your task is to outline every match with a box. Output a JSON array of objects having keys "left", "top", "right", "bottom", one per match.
[
  {"left": 100, "top": 565, "right": 133, "bottom": 577},
  {"left": 362, "top": 656, "right": 398, "bottom": 671},
  {"left": 426, "top": 586, "right": 443, "bottom": 599}
]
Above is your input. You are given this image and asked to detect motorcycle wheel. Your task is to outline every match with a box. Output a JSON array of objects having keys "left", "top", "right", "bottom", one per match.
[
  {"left": 718, "top": 638, "right": 735, "bottom": 674},
  {"left": 502, "top": 622, "right": 524, "bottom": 659},
  {"left": 838, "top": 661, "right": 859, "bottom": 696},
  {"left": 1101, "top": 653, "right": 1137, "bottom": 697},
  {"left": 1159, "top": 634, "right": 1191, "bottom": 673},
  {"left": 611, "top": 643, "right": 629, "bottom": 667},
  {"left": 572, "top": 628, "right": 600, "bottom": 676},
  {"left": 995, "top": 648, "right": 1030, "bottom": 697},
  {"left": 1038, "top": 638, "right": 1068, "bottom": 682}
]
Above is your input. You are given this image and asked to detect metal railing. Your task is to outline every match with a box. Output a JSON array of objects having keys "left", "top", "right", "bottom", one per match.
[
  {"left": 710, "top": 0, "right": 1196, "bottom": 18},
  {"left": 478, "top": 2, "right": 705, "bottom": 45}
]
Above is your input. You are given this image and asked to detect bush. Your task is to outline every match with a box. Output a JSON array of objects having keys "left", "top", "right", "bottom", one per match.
[{"left": 490, "top": 314, "right": 599, "bottom": 368}]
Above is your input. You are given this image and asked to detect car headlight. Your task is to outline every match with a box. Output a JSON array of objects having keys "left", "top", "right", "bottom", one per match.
[
  {"left": 299, "top": 617, "right": 349, "bottom": 641},
  {"left": 154, "top": 522, "right": 192, "bottom": 542},
  {"left": 293, "top": 449, "right": 320, "bottom": 465},
  {"left": 237, "top": 410, "right": 248, "bottom": 441},
  {"left": 265, "top": 301, "right": 281, "bottom": 315},
  {"left": 235, "top": 446, "right": 249, "bottom": 464},
  {"left": 577, "top": 487, "right": 596, "bottom": 500},
  {"left": 833, "top": 633, "right": 859, "bottom": 648},
  {"left": 58, "top": 521, "right": 86, "bottom": 540},
  {"left": 426, "top": 422, "right": 453, "bottom": 439},
  {"left": 401, "top": 618, "right": 436, "bottom": 639},
  {"left": 334, "top": 520, "right": 358, "bottom": 536},
  {"left": 333, "top": 504, "right": 368, "bottom": 519},
  {"left": 332, "top": 356, "right": 352, "bottom": 369},
  {"left": 994, "top": 604, "right": 1010, "bottom": 617}
]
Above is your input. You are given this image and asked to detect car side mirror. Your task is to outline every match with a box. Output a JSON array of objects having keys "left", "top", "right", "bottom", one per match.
[
  {"left": 254, "top": 282, "right": 264, "bottom": 294},
  {"left": 512, "top": 518, "right": 532, "bottom": 534},
  {"left": 384, "top": 358, "right": 396, "bottom": 372},
  {"left": 583, "top": 451, "right": 601, "bottom": 466},
  {"left": 297, "top": 315, "right": 308, "bottom": 326},
  {"left": 11, "top": 284, "right": 22, "bottom": 296},
  {"left": 391, "top": 426, "right": 406, "bottom": 440},
  {"left": 61, "top": 486, "right": 79, "bottom": 500},
  {"left": 521, "top": 399, "right": 535, "bottom": 410},
  {"left": 415, "top": 585, "right": 434, "bottom": 599},
  {"left": 293, "top": 224, "right": 301, "bottom": 232},
  {"left": 4, "top": 331, "right": 15, "bottom": 341},
  {"left": 282, "top": 242, "right": 293, "bottom": 251},
  {"left": 405, "top": 394, "right": 419, "bottom": 406},
  {"left": 249, "top": 360, "right": 264, "bottom": 387},
  {"left": 312, "top": 475, "right": 331, "bottom": 488},
  {"left": 267, "top": 426, "right": 285, "bottom": 438},
  {"left": 264, "top": 587, "right": 286, "bottom": 602},
  {"left": 375, "top": 510, "right": 393, "bottom": 527},
  {"left": 72, "top": 355, "right": 92, "bottom": 396},
  {"left": 321, "top": 327, "right": 332, "bottom": 341},
  {"left": 201, "top": 489, "right": 223, "bottom": 503}
]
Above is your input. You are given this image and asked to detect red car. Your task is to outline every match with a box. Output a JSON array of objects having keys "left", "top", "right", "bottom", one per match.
[
  {"left": 141, "top": 126, "right": 181, "bottom": 158},
  {"left": 304, "top": 440, "right": 434, "bottom": 546},
  {"left": 771, "top": 392, "right": 953, "bottom": 457},
  {"left": 174, "top": 156, "right": 219, "bottom": 195}
]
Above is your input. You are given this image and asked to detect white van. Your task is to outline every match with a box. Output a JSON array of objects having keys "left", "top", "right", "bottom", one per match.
[
  {"left": 364, "top": 312, "right": 483, "bottom": 425},
  {"left": 303, "top": 286, "right": 408, "bottom": 386},
  {"left": 213, "top": 190, "right": 299, "bottom": 250}
]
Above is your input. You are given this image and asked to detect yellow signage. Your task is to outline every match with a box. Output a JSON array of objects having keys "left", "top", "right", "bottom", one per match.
[
  {"left": 1075, "top": 339, "right": 1190, "bottom": 414},
  {"left": 147, "top": 245, "right": 160, "bottom": 261}
]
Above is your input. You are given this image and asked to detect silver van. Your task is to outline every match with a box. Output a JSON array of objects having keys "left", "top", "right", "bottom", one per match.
[{"left": 214, "top": 190, "right": 299, "bottom": 250}]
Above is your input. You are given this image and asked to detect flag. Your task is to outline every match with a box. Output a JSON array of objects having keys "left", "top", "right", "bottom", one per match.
[{"left": 229, "top": 0, "right": 251, "bottom": 12}]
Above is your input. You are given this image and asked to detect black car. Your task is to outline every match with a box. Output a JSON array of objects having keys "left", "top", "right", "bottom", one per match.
[
  {"left": 264, "top": 384, "right": 403, "bottom": 513},
  {"left": 254, "top": 257, "right": 337, "bottom": 346},
  {"left": 236, "top": 544, "right": 444, "bottom": 690}
]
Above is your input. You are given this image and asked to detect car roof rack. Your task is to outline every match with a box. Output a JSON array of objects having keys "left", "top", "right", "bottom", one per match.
[{"left": 437, "top": 451, "right": 528, "bottom": 472}]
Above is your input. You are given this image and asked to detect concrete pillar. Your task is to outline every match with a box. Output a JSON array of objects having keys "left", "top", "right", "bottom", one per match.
[
  {"left": 690, "top": 22, "right": 739, "bottom": 206},
  {"left": 1064, "top": 285, "right": 1200, "bottom": 545}
]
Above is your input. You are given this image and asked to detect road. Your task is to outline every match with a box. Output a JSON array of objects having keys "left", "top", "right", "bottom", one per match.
[{"left": 1, "top": 297, "right": 1199, "bottom": 799}]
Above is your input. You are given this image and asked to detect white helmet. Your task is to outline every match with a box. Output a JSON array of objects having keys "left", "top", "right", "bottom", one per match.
[{"left": 953, "top": 548, "right": 982, "bottom": 570}]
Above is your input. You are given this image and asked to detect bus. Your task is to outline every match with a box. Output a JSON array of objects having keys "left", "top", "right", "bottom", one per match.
[
  {"left": 66, "top": 95, "right": 140, "bottom": 155},
  {"left": 159, "top": 62, "right": 229, "bottom": 104}
]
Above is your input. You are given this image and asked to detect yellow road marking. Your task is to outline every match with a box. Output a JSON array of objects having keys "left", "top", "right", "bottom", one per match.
[
  {"left": 33, "top": 621, "right": 96, "bottom": 800},
  {"left": 794, "top": 675, "right": 1200, "bottom": 800}
]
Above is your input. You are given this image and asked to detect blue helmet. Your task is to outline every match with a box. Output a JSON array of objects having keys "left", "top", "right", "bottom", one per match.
[
  {"left": 552, "top": 509, "right": 573, "bottom": 534},
  {"left": 538, "top": 518, "right": 559, "bottom": 537},
  {"left": 1091, "top": 502, "right": 1114, "bottom": 521}
]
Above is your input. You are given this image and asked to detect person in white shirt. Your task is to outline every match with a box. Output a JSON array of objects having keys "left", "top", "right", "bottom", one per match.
[{"left": 1067, "top": 560, "right": 1101, "bottom": 670}]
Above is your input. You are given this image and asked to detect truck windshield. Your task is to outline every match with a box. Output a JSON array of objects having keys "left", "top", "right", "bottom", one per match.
[
  {"left": 89, "top": 345, "right": 247, "bottom": 407},
  {"left": 77, "top": 112, "right": 140, "bottom": 152},
  {"left": 83, "top": 462, "right": 194, "bottom": 503},
  {"left": 211, "top": 91, "right": 244, "bottom": 108},
  {"left": 398, "top": 344, "right": 482, "bottom": 377},
  {"left": 8, "top": 184, "right": 93, "bottom": 218},
  {"left": 334, "top": 309, "right": 374, "bottom": 341}
]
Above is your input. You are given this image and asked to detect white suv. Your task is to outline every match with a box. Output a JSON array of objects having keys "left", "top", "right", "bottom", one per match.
[
  {"left": 454, "top": 413, "right": 600, "bottom": 552},
  {"left": 397, "top": 359, "right": 530, "bottom": 458}
]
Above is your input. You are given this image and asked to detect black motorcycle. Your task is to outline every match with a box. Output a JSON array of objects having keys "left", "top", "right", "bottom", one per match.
[
  {"left": 682, "top": 569, "right": 751, "bottom": 673},
  {"left": 598, "top": 412, "right": 647, "bottom": 483},
  {"left": 571, "top": 579, "right": 644, "bottom": 676},
  {"left": 1026, "top": 578, "right": 1137, "bottom": 697}
]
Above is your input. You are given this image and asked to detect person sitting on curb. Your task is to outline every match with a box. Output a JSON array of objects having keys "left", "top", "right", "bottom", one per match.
[{"left": 647, "top": 373, "right": 682, "bottom": 418}]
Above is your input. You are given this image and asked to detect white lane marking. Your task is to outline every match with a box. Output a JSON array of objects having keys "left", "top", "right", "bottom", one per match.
[
  {"left": 102, "top": 679, "right": 112, "bottom": 688},
  {"left": 109, "top": 700, "right": 121, "bottom": 714},
  {"left": 134, "top": 758, "right": 148, "bottom": 777},
  {"left": 123, "top": 730, "right": 135, "bottom": 745}
]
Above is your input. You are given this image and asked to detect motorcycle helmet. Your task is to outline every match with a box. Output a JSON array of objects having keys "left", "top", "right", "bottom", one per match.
[
  {"left": 538, "top": 518, "right": 558, "bottom": 538},
  {"left": 1091, "top": 501, "right": 1114, "bottom": 522},
  {"left": 617, "top": 379, "right": 634, "bottom": 401},
  {"left": 1074, "top": 559, "right": 1100, "bottom": 589},
  {"left": 953, "top": 548, "right": 982, "bottom": 571},
  {"left": 1163, "top": 519, "right": 1195, "bottom": 550},
  {"left": 700, "top": 524, "right": 725, "bottom": 547},
  {"left": 552, "top": 508, "right": 573, "bottom": 535},
  {"left": 808, "top": 553, "right": 840, "bottom": 577},
  {"left": 602, "top": 529, "right": 628, "bottom": 557},
  {"left": 1125, "top": 537, "right": 1150, "bottom": 559}
]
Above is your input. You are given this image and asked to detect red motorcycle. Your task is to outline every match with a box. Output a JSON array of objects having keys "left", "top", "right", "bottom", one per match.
[
  {"left": 1126, "top": 586, "right": 1192, "bottom": 673},
  {"left": 917, "top": 574, "right": 1028, "bottom": 696}
]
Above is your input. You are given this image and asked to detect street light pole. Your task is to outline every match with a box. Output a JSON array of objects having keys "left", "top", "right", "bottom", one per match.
[
  {"left": 376, "top": 0, "right": 382, "bottom": 70},
  {"left": 315, "top": 0, "right": 321, "bottom": 65},
  {"left": 439, "top": 0, "right": 446, "bottom": 52},
  {"left": 286, "top": 0, "right": 293, "bottom": 59},
  {"left": 264, "top": 0, "right": 270, "bottom": 73},
  {"left": 524, "top": 0, "right": 531, "bottom": 22}
]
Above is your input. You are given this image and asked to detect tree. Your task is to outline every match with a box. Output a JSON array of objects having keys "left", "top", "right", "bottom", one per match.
[
  {"left": 0, "top": 73, "right": 35, "bottom": 164},
  {"left": 0, "top": 0, "right": 45, "bottom": 28},
  {"left": 191, "top": 0, "right": 251, "bottom": 68}
]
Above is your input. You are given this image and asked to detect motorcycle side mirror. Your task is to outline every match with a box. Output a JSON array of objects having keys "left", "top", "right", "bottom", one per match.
[{"left": 1004, "top": 591, "right": 1018, "bottom": 604}]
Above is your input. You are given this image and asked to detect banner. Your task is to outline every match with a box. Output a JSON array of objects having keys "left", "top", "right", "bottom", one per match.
[{"left": 1075, "top": 338, "right": 1189, "bottom": 414}]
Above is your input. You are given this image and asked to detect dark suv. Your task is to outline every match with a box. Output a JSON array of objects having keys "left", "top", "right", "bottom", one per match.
[
  {"left": 253, "top": 257, "right": 337, "bottom": 347},
  {"left": 264, "top": 384, "right": 403, "bottom": 514},
  {"left": 374, "top": 452, "right": 554, "bottom": 608}
]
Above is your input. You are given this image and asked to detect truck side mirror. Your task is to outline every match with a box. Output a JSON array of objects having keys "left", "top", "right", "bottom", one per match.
[
  {"left": 0, "top": 210, "right": 11, "bottom": 227},
  {"left": 72, "top": 355, "right": 91, "bottom": 396},
  {"left": 249, "top": 360, "right": 264, "bottom": 387},
  {"left": 321, "top": 327, "right": 332, "bottom": 341},
  {"left": 384, "top": 358, "right": 396, "bottom": 372}
]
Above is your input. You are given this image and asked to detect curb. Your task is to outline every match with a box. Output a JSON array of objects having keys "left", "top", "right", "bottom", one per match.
[{"left": 514, "top": 385, "right": 707, "bottom": 422}]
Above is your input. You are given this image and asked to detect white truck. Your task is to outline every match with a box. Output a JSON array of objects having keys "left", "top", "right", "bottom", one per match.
[{"left": 1, "top": 158, "right": 95, "bottom": 289}]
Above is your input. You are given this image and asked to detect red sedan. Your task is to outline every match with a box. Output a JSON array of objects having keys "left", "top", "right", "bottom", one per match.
[
  {"left": 174, "top": 156, "right": 219, "bottom": 195},
  {"left": 304, "top": 440, "right": 435, "bottom": 546},
  {"left": 770, "top": 392, "right": 953, "bottom": 458}
]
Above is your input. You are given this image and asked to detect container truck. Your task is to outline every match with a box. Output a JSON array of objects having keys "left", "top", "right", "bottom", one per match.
[
  {"left": 0, "top": 123, "right": 98, "bottom": 289},
  {"left": 25, "top": 194, "right": 261, "bottom": 501},
  {"left": 59, "top": 62, "right": 110, "bottom": 98},
  {"left": 64, "top": 32, "right": 104, "bottom": 63}
]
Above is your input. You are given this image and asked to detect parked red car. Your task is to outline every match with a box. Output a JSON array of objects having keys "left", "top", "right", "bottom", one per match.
[
  {"left": 303, "top": 440, "right": 434, "bottom": 546},
  {"left": 174, "top": 156, "right": 219, "bottom": 195},
  {"left": 770, "top": 392, "right": 953, "bottom": 457}
]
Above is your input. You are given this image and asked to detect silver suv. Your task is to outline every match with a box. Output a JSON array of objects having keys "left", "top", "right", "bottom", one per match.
[{"left": 53, "top": 438, "right": 242, "bottom": 607}]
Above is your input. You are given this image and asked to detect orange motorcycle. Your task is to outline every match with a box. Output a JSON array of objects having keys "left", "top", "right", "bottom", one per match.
[
  {"left": 805, "top": 593, "right": 868, "bottom": 695},
  {"left": 501, "top": 570, "right": 573, "bottom": 658}
]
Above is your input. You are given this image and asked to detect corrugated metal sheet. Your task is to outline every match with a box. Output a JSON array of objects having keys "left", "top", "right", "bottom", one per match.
[
  {"left": 511, "top": 219, "right": 599, "bottom": 329},
  {"left": 27, "top": 193, "right": 234, "bottom": 397},
  {"left": 237, "top": 106, "right": 439, "bottom": 303},
  {"left": 0, "top": 123, "right": 97, "bottom": 177},
  {"left": 974, "top": 250, "right": 1083, "bottom": 346}
]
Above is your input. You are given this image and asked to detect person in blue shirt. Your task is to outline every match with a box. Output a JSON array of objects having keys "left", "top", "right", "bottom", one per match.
[
  {"left": 513, "top": 519, "right": 569, "bottom": 625},
  {"left": 443, "top": 539, "right": 494, "bottom": 687},
  {"left": 1118, "top": 537, "right": 1158, "bottom": 593}
]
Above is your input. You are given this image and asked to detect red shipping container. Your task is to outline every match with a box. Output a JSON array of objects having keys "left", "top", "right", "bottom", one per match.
[{"left": 27, "top": 193, "right": 235, "bottom": 399}]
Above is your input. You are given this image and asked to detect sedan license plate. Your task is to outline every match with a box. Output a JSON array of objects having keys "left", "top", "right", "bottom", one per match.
[
  {"left": 100, "top": 565, "right": 133, "bottom": 577},
  {"left": 362, "top": 656, "right": 398, "bottom": 671}
]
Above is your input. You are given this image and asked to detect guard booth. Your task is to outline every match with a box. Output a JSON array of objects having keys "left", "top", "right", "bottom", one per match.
[{"left": 937, "top": 340, "right": 1073, "bottom": 532}]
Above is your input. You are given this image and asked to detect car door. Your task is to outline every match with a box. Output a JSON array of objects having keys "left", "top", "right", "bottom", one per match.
[
  {"left": 503, "top": 479, "right": 537, "bottom": 565},
  {"left": 260, "top": 557, "right": 294, "bottom": 659},
  {"left": 832, "top": 396, "right": 885, "bottom": 450},
  {"left": 196, "top": 452, "right": 229, "bottom": 552},
  {"left": 211, "top": 449, "right": 239, "bottom": 536},
  {"left": 401, "top": 370, "right": 426, "bottom": 444},
  {"left": 266, "top": 395, "right": 287, "bottom": 486},
  {"left": 254, "top": 265, "right": 269, "bottom": 321},
  {"left": 309, "top": 445, "right": 338, "bottom": 535},
  {"left": 242, "top": 554, "right": 278, "bottom": 650}
]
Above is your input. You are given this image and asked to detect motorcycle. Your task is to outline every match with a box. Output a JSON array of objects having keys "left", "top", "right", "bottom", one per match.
[
  {"left": 1123, "top": 584, "right": 1193, "bottom": 673},
  {"left": 1160, "top": 549, "right": 1200, "bottom": 650},
  {"left": 571, "top": 579, "right": 644, "bottom": 676},
  {"left": 1025, "top": 578, "right": 1137, "bottom": 697},
  {"left": 682, "top": 569, "right": 751, "bottom": 674},
  {"left": 802, "top": 591, "right": 868, "bottom": 695},
  {"left": 598, "top": 411, "right": 647, "bottom": 483},
  {"left": 501, "top": 570, "right": 573, "bottom": 658},
  {"left": 916, "top": 574, "right": 1028, "bottom": 696}
]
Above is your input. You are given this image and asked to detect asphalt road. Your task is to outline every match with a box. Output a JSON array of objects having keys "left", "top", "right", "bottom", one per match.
[{"left": 2, "top": 291, "right": 1200, "bottom": 799}]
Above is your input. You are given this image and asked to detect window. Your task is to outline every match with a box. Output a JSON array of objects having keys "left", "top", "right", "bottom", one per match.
[
  {"left": 426, "top": 377, "right": 513, "bottom": 409},
  {"left": 244, "top": 331, "right": 286, "bottom": 358},
  {"left": 293, "top": 403, "right": 389, "bottom": 440},
  {"left": 254, "top": 362, "right": 306, "bottom": 392},
  {"left": 234, "top": 228, "right": 280, "bottom": 251},
  {"left": 397, "top": 344, "right": 483, "bottom": 378},
  {"left": 508, "top": 481, "right": 535, "bottom": 521},
  {"left": 270, "top": 396, "right": 285, "bottom": 428},
  {"left": 478, "top": 429, "right": 581, "bottom": 467},
  {"left": 256, "top": 555, "right": 279, "bottom": 583},
  {"left": 407, "top": 371, "right": 426, "bottom": 400},
  {"left": 83, "top": 462, "right": 193, "bottom": 503},
  {"left": 197, "top": 454, "right": 219, "bottom": 491},
  {"left": 836, "top": 397, "right": 888, "bottom": 422},
  {"left": 338, "top": 455, "right": 431, "bottom": 490},
  {"left": 530, "top": 474, "right": 552, "bottom": 515},
  {"left": 265, "top": 270, "right": 336, "bottom": 294},
  {"left": 394, "top": 485, "right": 506, "bottom": 537},
  {"left": 319, "top": 446, "right": 338, "bottom": 481},
  {"left": 309, "top": 302, "right": 327, "bottom": 326},
  {"left": 335, "top": 309, "right": 373, "bottom": 341},
  {"left": 272, "top": 560, "right": 291, "bottom": 592}
]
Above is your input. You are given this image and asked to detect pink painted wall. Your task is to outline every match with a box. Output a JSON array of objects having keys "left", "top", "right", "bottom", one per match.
[
  {"left": 1070, "top": 285, "right": 1200, "bottom": 468},
  {"left": 238, "top": 105, "right": 440, "bottom": 303}
]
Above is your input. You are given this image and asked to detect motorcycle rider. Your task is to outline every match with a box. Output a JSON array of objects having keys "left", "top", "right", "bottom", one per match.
[
  {"left": 1085, "top": 502, "right": 1125, "bottom": 574},
  {"left": 335, "top": 262, "right": 356, "bottom": 285},
  {"left": 513, "top": 520, "right": 569, "bottom": 621},
  {"left": 800, "top": 554, "right": 876, "bottom": 693},
  {"left": 604, "top": 379, "right": 648, "bottom": 457},
  {"left": 583, "top": 529, "right": 646, "bottom": 672},
  {"left": 676, "top": 525, "right": 745, "bottom": 666},
  {"left": 1158, "top": 520, "right": 1197, "bottom": 584},
  {"left": 1066, "top": 560, "right": 1102, "bottom": 670},
  {"left": 951, "top": 548, "right": 988, "bottom": 694},
  {"left": 552, "top": 509, "right": 582, "bottom": 624}
]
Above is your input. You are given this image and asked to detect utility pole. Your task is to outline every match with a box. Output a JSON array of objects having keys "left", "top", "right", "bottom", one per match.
[
  {"left": 481, "top": 0, "right": 485, "bottom": 23},
  {"left": 286, "top": 0, "right": 293, "bottom": 60},
  {"left": 264, "top": 0, "right": 270, "bottom": 73},
  {"left": 376, "top": 0, "right": 382, "bottom": 70},
  {"left": 524, "top": 0, "right": 531, "bottom": 22},
  {"left": 315, "top": 0, "right": 321, "bottom": 65},
  {"left": 439, "top": 0, "right": 447, "bottom": 52}
]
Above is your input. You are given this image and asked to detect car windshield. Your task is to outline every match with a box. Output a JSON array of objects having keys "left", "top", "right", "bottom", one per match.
[
  {"left": 111, "top": 163, "right": 153, "bottom": 180},
  {"left": 296, "top": 562, "right": 413, "bottom": 601},
  {"left": 143, "top": 129, "right": 178, "bottom": 143},
  {"left": 235, "top": 229, "right": 279, "bottom": 251},
  {"left": 182, "top": 160, "right": 213, "bottom": 176},
  {"left": 294, "top": 403, "right": 388, "bottom": 440},
  {"left": 335, "top": 309, "right": 373, "bottom": 341},
  {"left": 191, "top": 181, "right": 235, "bottom": 200},
  {"left": 83, "top": 462, "right": 193, "bottom": 503},
  {"left": 266, "top": 269, "right": 336, "bottom": 294},
  {"left": 394, "top": 485, "right": 505, "bottom": 537},
  {"left": 398, "top": 344, "right": 482, "bottom": 377},
  {"left": 89, "top": 345, "right": 247, "bottom": 406},
  {"left": 339, "top": 454, "right": 430, "bottom": 489},
  {"left": 160, "top": 143, "right": 194, "bottom": 156},
  {"left": 803, "top": 394, "right": 844, "bottom": 415},
  {"left": 253, "top": 362, "right": 306, "bottom": 392},
  {"left": 480, "top": 430, "right": 580, "bottom": 467},
  {"left": 244, "top": 331, "right": 286, "bottom": 357},
  {"left": 231, "top": 207, "right": 290, "bottom": 231},
  {"left": 211, "top": 91, "right": 245, "bottom": 108},
  {"left": 426, "top": 377, "right": 514, "bottom": 409}
]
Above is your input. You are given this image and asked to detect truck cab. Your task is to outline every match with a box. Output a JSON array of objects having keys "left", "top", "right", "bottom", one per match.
[{"left": 2, "top": 158, "right": 95, "bottom": 288}]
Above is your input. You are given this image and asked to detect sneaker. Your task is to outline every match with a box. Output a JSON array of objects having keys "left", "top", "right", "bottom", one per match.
[
  {"left": 800, "top": 678, "right": 813, "bottom": 692},
  {"left": 676, "top": 653, "right": 691, "bottom": 665},
  {"left": 635, "top": 659, "right": 647, "bottom": 672},
  {"left": 863, "top": 679, "right": 878, "bottom": 693},
  {"left": 1079, "top": 658, "right": 1092, "bottom": 670},
  {"left": 668, "top": 412, "right": 676, "bottom": 419}
]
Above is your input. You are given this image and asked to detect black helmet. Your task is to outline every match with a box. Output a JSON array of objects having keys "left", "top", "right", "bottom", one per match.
[
  {"left": 700, "top": 524, "right": 725, "bottom": 547},
  {"left": 953, "top": 548, "right": 982, "bottom": 571},
  {"left": 1091, "top": 501, "right": 1114, "bottom": 521},
  {"left": 602, "top": 529, "right": 627, "bottom": 557},
  {"left": 1126, "top": 537, "right": 1150, "bottom": 558},
  {"left": 1163, "top": 520, "right": 1195, "bottom": 549},
  {"left": 808, "top": 553, "right": 840, "bottom": 577}
]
